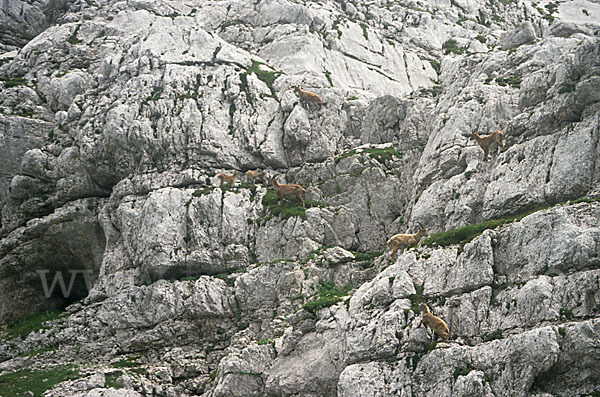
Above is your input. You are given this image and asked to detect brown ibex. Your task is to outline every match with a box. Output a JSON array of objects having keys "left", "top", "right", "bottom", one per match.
[
  {"left": 270, "top": 176, "right": 306, "bottom": 208},
  {"left": 419, "top": 303, "right": 450, "bottom": 343},
  {"left": 217, "top": 171, "right": 237, "bottom": 185},
  {"left": 471, "top": 130, "right": 504, "bottom": 161},
  {"left": 386, "top": 224, "right": 426, "bottom": 261},
  {"left": 245, "top": 170, "right": 262, "bottom": 184},
  {"left": 294, "top": 85, "right": 323, "bottom": 110}
]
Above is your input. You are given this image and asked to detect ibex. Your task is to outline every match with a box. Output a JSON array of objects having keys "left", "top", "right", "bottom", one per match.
[
  {"left": 294, "top": 85, "right": 323, "bottom": 110},
  {"left": 470, "top": 130, "right": 504, "bottom": 161},
  {"left": 217, "top": 171, "right": 237, "bottom": 185},
  {"left": 270, "top": 176, "right": 306, "bottom": 208},
  {"left": 386, "top": 224, "right": 426, "bottom": 261},
  {"left": 419, "top": 303, "right": 450, "bottom": 343},
  {"left": 245, "top": 170, "right": 262, "bottom": 184}
]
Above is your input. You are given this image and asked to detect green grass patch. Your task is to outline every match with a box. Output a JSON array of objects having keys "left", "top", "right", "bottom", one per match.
[
  {"left": 240, "top": 60, "right": 282, "bottom": 101},
  {"left": 335, "top": 146, "right": 402, "bottom": 164},
  {"left": 568, "top": 197, "right": 600, "bottom": 205},
  {"left": 453, "top": 365, "right": 475, "bottom": 379},
  {"left": 559, "top": 308, "right": 574, "bottom": 320},
  {"left": 220, "top": 19, "right": 245, "bottom": 30},
  {"left": 442, "top": 38, "right": 466, "bottom": 55},
  {"left": 353, "top": 251, "right": 383, "bottom": 262},
  {"left": 360, "top": 22, "right": 369, "bottom": 40},
  {"left": 496, "top": 75, "right": 521, "bottom": 88},
  {"left": 409, "top": 283, "right": 425, "bottom": 314},
  {"left": 0, "top": 365, "right": 80, "bottom": 397},
  {"left": 483, "top": 330, "right": 503, "bottom": 342},
  {"left": 475, "top": 34, "right": 487, "bottom": 43},
  {"left": 422, "top": 205, "right": 555, "bottom": 249},
  {"left": 67, "top": 32, "right": 82, "bottom": 45},
  {"left": 105, "top": 371, "right": 123, "bottom": 389},
  {"left": 302, "top": 282, "right": 353, "bottom": 314},
  {"left": 192, "top": 187, "right": 213, "bottom": 197},
  {"left": 557, "top": 85, "right": 574, "bottom": 95},
  {"left": 257, "top": 338, "right": 275, "bottom": 346},
  {"left": 420, "top": 85, "right": 443, "bottom": 97},
  {"left": 1, "top": 77, "right": 27, "bottom": 88},
  {"left": 429, "top": 60, "right": 441, "bottom": 75},
  {"left": 4, "top": 310, "right": 63, "bottom": 340},
  {"left": 18, "top": 346, "right": 57, "bottom": 357},
  {"left": 261, "top": 190, "right": 326, "bottom": 221}
]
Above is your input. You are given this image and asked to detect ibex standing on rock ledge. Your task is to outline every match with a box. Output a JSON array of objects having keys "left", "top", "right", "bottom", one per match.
[
  {"left": 270, "top": 176, "right": 306, "bottom": 208},
  {"left": 217, "top": 172, "right": 237, "bottom": 185},
  {"left": 471, "top": 130, "right": 504, "bottom": 161},
  {"left": 386, "top": 224, "right": 426, "bottom": 261},
  {"left": 419, "top": 303, "right": 450, "bottom": 343},
  {"left": 294, "top": 85, "right": 323, "bottom": 110}
]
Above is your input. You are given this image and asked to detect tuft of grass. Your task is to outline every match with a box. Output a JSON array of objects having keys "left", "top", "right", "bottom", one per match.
[
  {"left": 409, "top": 283, "right": 425, "bottom": 314},
  {"left": 0, "top": 365, "right": 80, "bottom": 397},
  {"left": 353, "top": 251, "right": 383, "bottom": 262},
  {"left": 302, "top": 282, "right": 353, "bottom": 314},
  {"left": 429, "top": 60, "right": 441, "bottom": 75},
  {"left": 559, "top": 308, "right": 574, "bottom": 320},
  {"left": 422, "top": 205, "right": 555, "bottom": 249},
  {"left": 420, "top": 85, "right": 443, "bottom": 97},
  {"left": 442, "top": 38, "right": 465, "bottom": 55},
  {"left": 558, "top": 85, "right": 574, "bottom": 95},
  {"left": 67, "top": 32, "right": 82, "bottom": 45},
  {"left": 4, "top": 310, "right": 63, "bottom": 340},
  {"left": 261, "top": 190, "right": 325, "bottom": 221},
  {"left": 568, "top": 197, "right": 600, "bottom": 205},
  {"left": 240, "top": 60, "right": 282, "bottom": 101},
  {"left": 495, "top": 75, "right": 520, "bottom": 88},
  {"left": 483, "top": 330, "right": 503, "bottom": 342},
  {"left": 453, "top": 365, "right": 475, "bottom": 379},
  {"left": 192, "top": 187, "right": 213, "bottom": 197},
  {"left": 105, "top": 371, "right": 123, "bottom": 389},
  {"left": 257, "top": 338, "right": 275, "bottom": 346},
  {"left": 360, "top": 22, "right": 369, "bottom": 40},
  {"left": 220, "top": 19, "right": 245, "bottom": 30},
  {"left": 1, "top": 77, "right": 27, "bottom": 88},
  {"left": 141, "top": 86, "right": 163, "bottom": 106}
]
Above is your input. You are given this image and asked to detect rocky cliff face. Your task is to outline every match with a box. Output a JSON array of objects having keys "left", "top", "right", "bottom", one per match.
[{"left": 0, "top": 0, "right": 599, "bottom": 396}]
